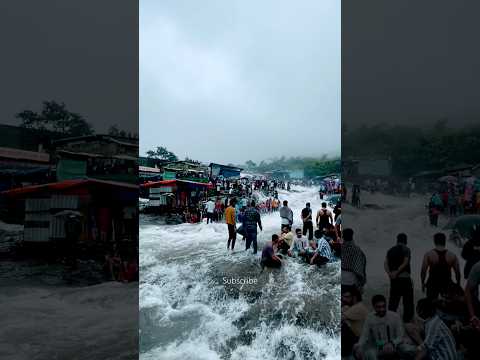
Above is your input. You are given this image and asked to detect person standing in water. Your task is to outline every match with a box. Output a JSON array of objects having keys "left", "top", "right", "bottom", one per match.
[
  {"left": 243, "top": 200, "right": 262, "bottom": 255},
  {"left": 279, "top": 200, "right": 293, "bottom": 231},
  {"left": 205, "top": 198, "right": 215, "bottom": 224},
  {"left": 225, "top": 198, "right": 237, "bottom": 251},
  {"left": 301, "top": 202, "right": 314, "bottom": 240}
]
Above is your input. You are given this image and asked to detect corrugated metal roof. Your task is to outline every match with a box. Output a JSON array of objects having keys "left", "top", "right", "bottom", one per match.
[
  {"left": 0, "top": 147, "right": 50, "bottom": 163},
  {"left": 53, "top": 135, "right": 138, "bottom": 148},
  {"left": 208, "top": 163, "right": 243, "bottom": 171},
  {"left": 139, "top": 166, "right": 161, "bottom": 173},
  {"left": 141, "top": 179, "right": 212, "bottom": 189},
  {"left": 57, "top": 150, "right": 137, "bottom": 161},
  {"left": 2, "top": 178, "right": 137, "bottom": 197}
]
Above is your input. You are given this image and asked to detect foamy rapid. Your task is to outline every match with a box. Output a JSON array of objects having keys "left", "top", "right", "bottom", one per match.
[{"left": 140, "top": 186, "right": 340, "bottom": 359}]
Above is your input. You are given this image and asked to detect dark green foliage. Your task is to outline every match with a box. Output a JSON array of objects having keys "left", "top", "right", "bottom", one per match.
[
  {"left": 146, "top": 146, "right": 178, "bottom": 161},
  {"left": 343, "top": 120, "right": 480, "bottom": 177},
  {"left": 242, "top": 156, "right": 341, "bottom": 178},
  {"left": 16, "top": 100, "right": 93, "bottom": 137}
]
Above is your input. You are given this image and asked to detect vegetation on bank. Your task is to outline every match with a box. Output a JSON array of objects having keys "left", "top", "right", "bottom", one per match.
[
  {"left": 16, "top": 100, "right": 137, "bottom": 139},
  {"left": 242, "top": 156, "right": 341, "bottom": 178},
  {"left": 343, "top": 120, "right": 480, "bottom": 177},
  {"left": 145, "top": 145, "right": 341, "bottom": 178}
]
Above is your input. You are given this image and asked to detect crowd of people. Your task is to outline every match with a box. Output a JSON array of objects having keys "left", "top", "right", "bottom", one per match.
[
  {"left": 429, "top": 180, "right": 480, "bottom": 226},
  {"left": 222, "top": 195, "right": 343, "bottom": 270},
  {"left": 202, "top": 195, "right": 283, "bottom": 225},
  {"left": 341, "top": 229, "right": 480, "bottom": 360},
  {"left": 212, "top": 176, "right": 292, "bottom": 197},
  {"left": 318, "top": 177, "right": 343, "bottom": 197},
  {"left": 177, "top": 177, "right": 289, "bottom": 224}
]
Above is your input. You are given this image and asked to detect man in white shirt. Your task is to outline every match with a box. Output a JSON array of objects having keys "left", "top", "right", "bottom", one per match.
[
  {"left": 288, "top": 228, "right": 308, "bottom": 257},
  {"left": 205, "top": 199, "right": 215, "bottom": 224},
  {"left": 354, "top": 294, "right": 404, "bottom": 360}
]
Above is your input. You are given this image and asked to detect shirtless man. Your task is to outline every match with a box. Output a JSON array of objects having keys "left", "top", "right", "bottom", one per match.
[
  {"left": 316, "top": 202, "right": 333, "bottom": 231},
  {"left": 421, "top": 232, "right": 461, "bottom": 300}
]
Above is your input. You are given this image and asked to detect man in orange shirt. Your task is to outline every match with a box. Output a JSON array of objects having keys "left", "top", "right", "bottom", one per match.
[{"left": 225, "top": 198, "right": 237, "bottom": 250}]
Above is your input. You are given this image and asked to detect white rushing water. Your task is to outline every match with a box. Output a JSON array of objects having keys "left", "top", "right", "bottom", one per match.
[{"left": 140, "top": 186, "right": 340, "bottom": 360}]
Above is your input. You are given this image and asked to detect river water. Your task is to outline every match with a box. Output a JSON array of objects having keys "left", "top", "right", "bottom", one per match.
[{"left": 139, "top": 186, "right": 340, "bottom": 360}]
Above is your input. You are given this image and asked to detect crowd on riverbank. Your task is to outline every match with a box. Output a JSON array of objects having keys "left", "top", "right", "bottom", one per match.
[
  {"left": 179, "top": 176, "right": 291, "bottom": 224},
  {"left": 260, "top": 200, "right": 342, "bottom": 269},
  {"left": 341, "top": 214, "right": 480, "bottom": 359},
  {"left": 212, "top": 176, "right": 292, "bottom": 196},
  {"left": 218, "top": 191, "right": 343, "bottom": 270},
  {"left": 428, "top": 182, "right": 480, "bottom": 227}
]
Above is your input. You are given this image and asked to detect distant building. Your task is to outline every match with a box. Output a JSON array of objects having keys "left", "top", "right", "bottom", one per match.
[
  {"left": 138, "top": 156, "right": 168, "bottom": 182},
  {"left": 265, "top": 170, "right": 290, "bottom": 180},
  {"left": 52, "top": 135, "right": 138, "bottom": 183},
  {"left": 163, "top": 161, "right": 209, "bottom": 182},
  {"left": 138, "top": 156, "right": 168, "bottom": 169},
  {"left": 2, "top": 179, "right": 137, "bottom": 242},
  {"left": 141, "top": 179, "right": 212, "bottom": 211},
  {"left": 209, "top": 163, "right": 243, "bottom": 179},
  {"left": 139, "top": 166, "right": 162, "bottom": 182},
  {"left": 357, "top": 158, "right": 392, "bottom": 177},
  {"left": 0, "top": 125, "right": 57, "bottom": 191},
  {"left": 343, "top": 157, "right": 392, "bottom": 178},
  {"left": 138, "top": 158, "right": 209, "bottom": 183},
  {"left": 288, "top": 169, "right": 304, "bottom": 179},
  {"left": 0, "top": 124, "right": 60, "bottom": 152},
  {"left": 444, "top": 163, "right": 475, "bottom": 177},
  {"left": 0, "top": 147, "right": 52, "bottom": 191}
]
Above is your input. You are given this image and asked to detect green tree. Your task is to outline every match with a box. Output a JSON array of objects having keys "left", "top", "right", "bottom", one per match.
[
  {"left": 146, "top": 146, "right": 178, "bottom": 161},
  {"left": 108, "top": 125, "right": 129, "bottom": 138},
  {"left": 16, "top": 100, "right": 93, "bottom": 136},
  {"left": 108, "top": 125, "right": 120, "bottom": 136},
  {"left": 245, "top": 160, "right": 257, "bottom": 169}
]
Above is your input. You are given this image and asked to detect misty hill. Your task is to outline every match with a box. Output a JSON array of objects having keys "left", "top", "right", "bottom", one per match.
[
  {"left": 239, "top": 156, "right": 341, "bottom": 178},
  {"left": 343, "top": 120, "right": 480, "bottom": 176}
]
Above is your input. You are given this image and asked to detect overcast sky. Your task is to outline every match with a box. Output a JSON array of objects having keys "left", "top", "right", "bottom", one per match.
[
  {"left": 140, "top": 0, "right": 340, "bottom": 164},
  {"left": 343, "top": 0, "right": 480, "bottom": 130},
  {"left": 0, "top": 1, "right": 138, "bottom": 134}
]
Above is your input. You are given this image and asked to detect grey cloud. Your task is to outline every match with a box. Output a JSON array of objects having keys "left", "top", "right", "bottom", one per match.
[{"left": 140, "top": 0, "right": 340, "bottom": 164}]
